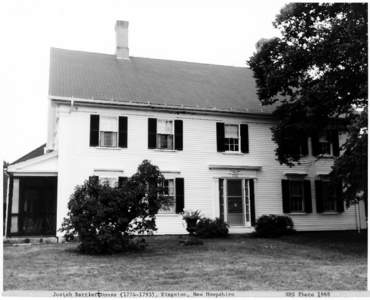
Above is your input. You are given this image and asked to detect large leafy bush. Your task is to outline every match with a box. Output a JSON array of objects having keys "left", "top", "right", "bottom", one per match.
[
  {"left": 60, "top": 160, "right": 167, "bottom": 254},
  {"left": 195, "top": 218, "right": 229, "bottom": 238},
  {"left": 254, "top": 214, "right": 295, "bottom": 238}
]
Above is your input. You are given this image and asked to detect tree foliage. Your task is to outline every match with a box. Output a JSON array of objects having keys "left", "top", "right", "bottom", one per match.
[
  {"left": 248, "top": 3, "right": 367, "bottom": 203},
  {"left": 60, "top": 160, "right": 167, "bottom": 254}
]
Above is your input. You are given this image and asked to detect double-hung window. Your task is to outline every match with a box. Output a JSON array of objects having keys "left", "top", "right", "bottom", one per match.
[
  {"left": 321, "top": 181, "right": 337, "bottom": 211},
  {"left": 312, "top": 130, "right": 340, "bottom": 157},
  {"left": 156, "top": 120, "right": 174, "bottom": 150},
  {"left": 158, "top": 179, "right": 176, "bottom": 214},
  {"left": 315, "top": 178, "right": 343, "bottom": 213},
  {"left": 99, "top": 117, "right": 118, "bottom": 147},
  {"left": 318, "top": 134, "right": 332, "bottom": 155},
  {"left": 282, "top": 178, "right": 312, "bottom": 213},
  {"left": 216, "top": 122, "right": 249, "bottom": 153},
  {"left": 224, "top": 124, "right": 239, "bottom": 152},
  {"left": 90, "top": 115, "right": 127, "bottom": 148}
]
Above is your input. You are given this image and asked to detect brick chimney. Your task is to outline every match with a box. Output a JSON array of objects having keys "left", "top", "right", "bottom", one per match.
[{"left": 115, "top": 20, "right": 129, "bottom": 59}]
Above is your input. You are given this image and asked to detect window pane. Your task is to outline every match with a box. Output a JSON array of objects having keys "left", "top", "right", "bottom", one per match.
[
  {"left": 157, "top": 120, "right": 173, "bottom": 134},
  {"left": 163, "top": 179, "right": 175, "bottom": 196},
  {"left": 156, "top": 134, "right": 173, "bottom": 149},
  {"left": 228, "top": 197, "right": 243, "bottom": 213},
  {"left": 159, "top": 179, "right": 176, "bottom": 213},
  {"left": 168, "top": 180, "right": 175, "bottom": 196},
  {"left": 224, "top": 138, "right": 239, "bottom": 151},
  {"left": 225, "top": 125, "right": 238, "bottom": 138},
  {"left": 227, "top": 180, "right": 242, "bottom": 196},
  {"left": 319, "top": 134, "right": 331, "bottom": 155},
  {"left": 100, "top": 117, "right": 117, "bottom": 132},
  {"left": 99, "top": 177, "right": 118, "bottom": 187},
  {"left": 290, "top": 181, "right": 303, "bottom": 197},
  {"left": 289, "top": 181, "right": 304, "bottom": 212},
  {"left": 100, "top": 132, "right": 117, "bottom": 147}
]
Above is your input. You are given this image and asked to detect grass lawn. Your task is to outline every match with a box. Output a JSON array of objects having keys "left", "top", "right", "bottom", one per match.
[{"left": 3, "top": 231, "right": 367, "bottom": 291}]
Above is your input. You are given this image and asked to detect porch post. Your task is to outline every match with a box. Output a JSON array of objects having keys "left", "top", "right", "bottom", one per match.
[{"left": 5, "top": 174, "right": 13, "bottom": 237}]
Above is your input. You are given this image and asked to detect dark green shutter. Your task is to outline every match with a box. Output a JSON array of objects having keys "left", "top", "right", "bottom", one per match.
[
  {"left": 118, "top": 176, "right": 128, "bottom": 188},
  {"left": 175, "top": 178, "right": 184, "bottom": 213},
  {"left": 89, "top": 176, "right": 99, "bottom": 184},
  {"left": 216, "top": 122, "right": 225, "bottom": 152},
  {"left": 330, "top": 130, "right": 340, "bottom": 156},
  {"left": 219, "top": 179, "right": 224, "bottom": 221},
  {"left": 240, "top": 124, "right": 249, "bottom": 153},
  {"left": 118, "top": 116, "right": 127, "bottom": 148},
  {"left": 249, "top": 179, "right": 256, "bottom": 226},
  {"left": 174, "top": 120, "right": 183, "bottom": 150},
  {"left": 282, "top": 179, "right": 290, "bottom": 213},
  {"left": 315, "top": 180, "right": 324, "bottom": 213},
  {"left": 311, "top": 134, "right": 320, "bottom": 156},
  {"left": 304, "top": 180, "right": 312, "bottom": 213},
  {"left": 148, "top": 118, "right": 157, "bottom": 149},
  {"left": 336, "top": 181, "right": 344, "bottom": 212},
  {"left": 90, "top": 115, "right": 99, "bottom": 147}
]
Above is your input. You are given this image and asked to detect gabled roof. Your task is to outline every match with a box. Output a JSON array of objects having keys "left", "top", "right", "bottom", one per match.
[
  {"left": 11, "top": 144, "right": 46, "bottom": 165},
  {"left": 49, "top": 48, "right": 274, "bottom": 115}
]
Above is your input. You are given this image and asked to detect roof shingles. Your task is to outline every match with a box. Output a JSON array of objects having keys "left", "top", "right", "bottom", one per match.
[{"left": 49, "top": 48, "right": 274, "bottom": 114}]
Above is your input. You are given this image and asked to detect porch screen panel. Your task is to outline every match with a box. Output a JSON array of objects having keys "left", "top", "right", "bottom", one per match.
[
  {"left": 10, "top": 216, "right": 18, "bottom": 233},
  {"left": 219, "top": 179, "right": 224, "bottom": 221},
  {"left": 11, "top": 179, "right": 19, "bottom": 213}
]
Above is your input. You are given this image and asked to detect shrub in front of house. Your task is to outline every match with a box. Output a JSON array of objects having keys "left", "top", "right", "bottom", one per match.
[
  {"left": 60, "top": 160, "right": 168, "bottom": 254},
  {"left": 182, "top": 209, "right": 202, "bottom": 235},
  {"left": 254, "top": 214, "right": 295, "bottom": 238},
  {"left": 195, "top": 218, "right": 229, "bottom": 238}
]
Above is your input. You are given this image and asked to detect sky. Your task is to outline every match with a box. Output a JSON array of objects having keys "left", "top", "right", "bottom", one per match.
[{"left": 0, "top": 0, "right": 288, "bottom": 162}]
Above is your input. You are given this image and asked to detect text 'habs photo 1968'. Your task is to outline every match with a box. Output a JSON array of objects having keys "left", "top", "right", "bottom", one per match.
[{"left": 1, "top": 0, "right": 368, "bottom": 297}]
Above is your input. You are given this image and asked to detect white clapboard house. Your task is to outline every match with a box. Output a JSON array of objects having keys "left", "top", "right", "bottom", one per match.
[{"left": 5, "top": 21, "right": 366, "bottom": 238}]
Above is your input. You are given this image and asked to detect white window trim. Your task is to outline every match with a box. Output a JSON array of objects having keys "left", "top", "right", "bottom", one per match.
[{"left": 224, "top": 124, "right": 241, "bottom": 154}]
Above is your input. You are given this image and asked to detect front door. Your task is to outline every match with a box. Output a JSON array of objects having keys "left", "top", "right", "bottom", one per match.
[
  {"left": 219, "top": 178, "right": 251, "bottom": 226},
  {"left": 226, "top": 180, "right": 244, "bottom": 225}
]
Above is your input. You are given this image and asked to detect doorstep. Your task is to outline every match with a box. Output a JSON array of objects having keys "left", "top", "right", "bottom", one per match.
[{"left": 229, "top": 226, "right": 254, "bottom": 234}]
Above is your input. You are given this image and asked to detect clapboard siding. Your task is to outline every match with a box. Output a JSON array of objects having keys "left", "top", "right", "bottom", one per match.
[{"left": 54, "top": 104, "right": 366, "bottom": 235}]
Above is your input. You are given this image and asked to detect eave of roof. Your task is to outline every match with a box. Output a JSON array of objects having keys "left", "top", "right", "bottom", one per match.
[{"left": 50, "top": 95, "right": 275, "bottom": 120}]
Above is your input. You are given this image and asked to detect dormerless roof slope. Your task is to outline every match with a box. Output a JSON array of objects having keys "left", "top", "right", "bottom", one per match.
[
  {"left": 49, "top": 48, "right": 274, "bottom": 114},
  {"left": 10, "top": 144, "right": 46, "bottom": 165}
]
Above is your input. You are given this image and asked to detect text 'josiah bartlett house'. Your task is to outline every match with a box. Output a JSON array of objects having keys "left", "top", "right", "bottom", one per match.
[{"left": 5, "top": 21, "right": 367, "bottom": 238}]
